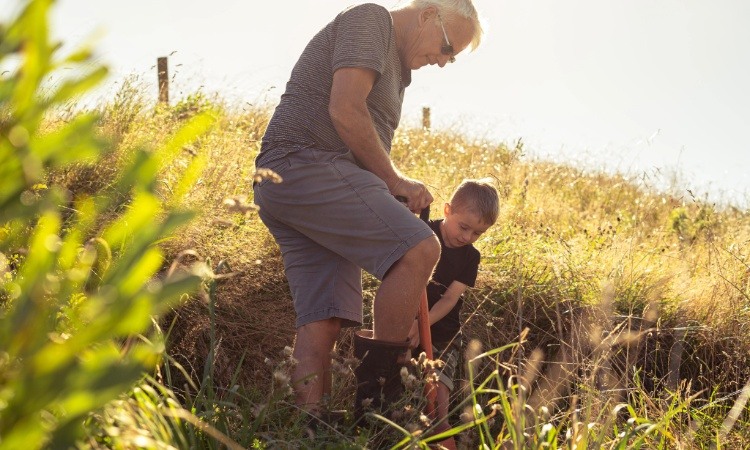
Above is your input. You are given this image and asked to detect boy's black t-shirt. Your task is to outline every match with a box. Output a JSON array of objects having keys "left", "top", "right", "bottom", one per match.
[{"left": 427, "top": 219, "right": 481, "bottom": 345}]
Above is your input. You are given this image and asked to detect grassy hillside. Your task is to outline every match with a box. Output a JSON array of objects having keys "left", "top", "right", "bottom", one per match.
[{"left": 48, "top": 83, "right": 750, "bottom": 448}]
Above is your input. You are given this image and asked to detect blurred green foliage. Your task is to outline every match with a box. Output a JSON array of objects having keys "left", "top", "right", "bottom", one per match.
[{"left": 0, "top": 1, "right": 214, "bottom": 447}]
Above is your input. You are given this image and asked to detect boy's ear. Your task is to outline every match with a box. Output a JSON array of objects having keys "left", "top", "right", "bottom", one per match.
[{"left": 443, "top": 202, "right": 452, "bottom": 217}]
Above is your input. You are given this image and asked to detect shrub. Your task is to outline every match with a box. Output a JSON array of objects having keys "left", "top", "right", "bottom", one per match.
[{"left": 0, "top": 1, "right": 213, "bottom": 447}]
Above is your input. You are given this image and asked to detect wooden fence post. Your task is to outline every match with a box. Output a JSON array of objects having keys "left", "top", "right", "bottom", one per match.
[
  {"left": 422, "top": 106, "right": 431, "bottom": 130},
  {"left": 157, "top": 56, "right": 169, "bottom": 105}
]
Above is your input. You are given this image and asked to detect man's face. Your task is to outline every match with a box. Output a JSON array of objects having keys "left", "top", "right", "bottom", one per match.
[{"left": 406, "top": 10, "right": 474, "bottom": 70}]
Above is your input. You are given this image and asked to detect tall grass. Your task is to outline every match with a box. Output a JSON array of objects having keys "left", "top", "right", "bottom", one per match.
[
  {"left": 56, "top": 81, "right": 747, "bottom": 447},
  {"left": 8, "top": 1, "right": 749, "bottom": 445}
]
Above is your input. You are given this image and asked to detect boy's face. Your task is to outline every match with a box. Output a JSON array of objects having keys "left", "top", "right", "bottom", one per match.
[{"left": 440, "top": 203, "right": 491, "bottom": 248}]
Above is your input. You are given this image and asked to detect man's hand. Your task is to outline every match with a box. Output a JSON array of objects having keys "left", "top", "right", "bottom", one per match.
[{"left": 391, "top": 176, "right": 433, "bottom": 214}]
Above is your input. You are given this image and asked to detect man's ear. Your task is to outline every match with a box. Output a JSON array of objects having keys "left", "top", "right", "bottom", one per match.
[{"left": 418, "top": 6, "right": 438, "bottom": 26}]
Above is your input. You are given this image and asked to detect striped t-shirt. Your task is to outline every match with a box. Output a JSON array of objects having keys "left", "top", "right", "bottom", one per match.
[{"left": 260, "top": 3, "right": 411, "bottom": 156}]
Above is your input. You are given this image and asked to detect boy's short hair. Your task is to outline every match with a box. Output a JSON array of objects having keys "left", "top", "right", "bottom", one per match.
[{"left": 449, "top": 178, "right": 499, "bottom": 225}]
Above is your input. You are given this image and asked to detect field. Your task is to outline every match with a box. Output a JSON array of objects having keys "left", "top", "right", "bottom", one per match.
[
  {"left": 2, "top": 2, "right": 750, "bottom": 448},
  {"left": 45, "top": 86, "right": 750, "bottom": 448}
]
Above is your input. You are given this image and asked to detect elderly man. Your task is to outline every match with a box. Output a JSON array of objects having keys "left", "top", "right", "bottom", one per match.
[{"left": 253, "top": 0, "right": 483, "bottom": 419}]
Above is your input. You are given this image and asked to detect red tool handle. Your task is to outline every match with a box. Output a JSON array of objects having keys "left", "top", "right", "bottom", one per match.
[
  {"left": 418, "top": 288, "right": 438, "bottom": 419},
  {"left": 403, "top": 199, "right": 436, "bottom": 420},
  {"left": 410, "top": 198, "right": 457, "bottom": 448}
]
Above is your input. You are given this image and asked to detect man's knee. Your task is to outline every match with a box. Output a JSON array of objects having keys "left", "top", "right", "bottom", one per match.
[{"left": 404, "top": 235, "right": 440, "bottom": 269}]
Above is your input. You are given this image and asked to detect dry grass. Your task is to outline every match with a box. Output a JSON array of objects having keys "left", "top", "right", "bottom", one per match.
[{"left": 47, "top": 88, "right": 750, "bottom": 445}]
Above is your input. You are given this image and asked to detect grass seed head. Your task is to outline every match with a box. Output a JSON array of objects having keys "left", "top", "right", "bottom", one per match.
[
  {"left": 253, "top": 168, "right": 283, "bottom": 184},
  {"left": 223, "top": 196, "right": 258, "bottom": 215}
]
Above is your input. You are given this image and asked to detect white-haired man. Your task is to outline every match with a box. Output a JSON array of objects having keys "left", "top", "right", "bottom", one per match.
[{"left": 253, "top": 0, "right": 484, "bottom": 423}]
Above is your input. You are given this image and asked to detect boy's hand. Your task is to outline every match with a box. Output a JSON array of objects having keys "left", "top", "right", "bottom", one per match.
[{"left": 407, "top": 318, "right": 420, "bottom": 348}]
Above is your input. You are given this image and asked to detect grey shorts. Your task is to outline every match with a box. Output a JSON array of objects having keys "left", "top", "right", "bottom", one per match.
[{"left": 253, "top": 147, "right": 435, "bottom": 329}]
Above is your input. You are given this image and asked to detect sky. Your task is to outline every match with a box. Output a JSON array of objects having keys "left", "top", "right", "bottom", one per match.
[{"left": 3, "top": 0, "right": 749, "bottom": 208}]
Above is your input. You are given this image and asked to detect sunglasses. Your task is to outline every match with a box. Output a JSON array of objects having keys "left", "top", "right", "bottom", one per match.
[{"left": 437, "top": 13, "right": 456, "bottom": 63}]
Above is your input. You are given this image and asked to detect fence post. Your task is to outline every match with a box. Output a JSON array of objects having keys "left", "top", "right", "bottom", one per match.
[
  {"left": 157, "top": 56, "right": 169, "bottom": 105},
  {"left": 422, "top": 106, "right": 431, "bottom": 130}
]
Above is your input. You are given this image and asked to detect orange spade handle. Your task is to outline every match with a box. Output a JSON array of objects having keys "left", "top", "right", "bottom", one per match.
[{"left": 418, "top": 288, "right": 437, "bottom": 419}]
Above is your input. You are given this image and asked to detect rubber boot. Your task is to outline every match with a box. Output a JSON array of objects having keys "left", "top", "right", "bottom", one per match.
[{"left": 353, "top": 330, "right": 409, "bottom": 422}]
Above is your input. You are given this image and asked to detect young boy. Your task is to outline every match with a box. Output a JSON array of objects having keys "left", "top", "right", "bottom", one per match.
[{"left": 408, "top": 178, "right": 499, "bottom": 435}]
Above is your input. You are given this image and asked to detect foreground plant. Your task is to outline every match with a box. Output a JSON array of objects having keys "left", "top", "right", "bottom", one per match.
[{"left": 0, "top": 1, "right": 214, "bottom": 448}]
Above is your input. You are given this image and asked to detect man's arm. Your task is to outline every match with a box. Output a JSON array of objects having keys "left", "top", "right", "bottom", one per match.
[{"left": 329, "top": 67, "right": 432, "bottom": 213}]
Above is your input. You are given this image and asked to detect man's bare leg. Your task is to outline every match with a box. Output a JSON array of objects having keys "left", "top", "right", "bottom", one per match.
[
  {"left": 373, "top": 236, "right": 440, "bottom": 342},
  {"left": 292, "top": 317, "right": 342, "bottom": 413}
]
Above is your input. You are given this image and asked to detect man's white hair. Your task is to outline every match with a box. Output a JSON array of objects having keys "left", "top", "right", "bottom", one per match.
[{"left": 410, "top": 0, "right": 484, "bottom": 50}]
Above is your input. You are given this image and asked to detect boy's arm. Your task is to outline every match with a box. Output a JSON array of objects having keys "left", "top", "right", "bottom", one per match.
[
  {"left": 407, "top": 280, "right": 468, "bottom": 348},
  {"left": 428, "top": 280, "right": 468, "bottom": 326}
]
